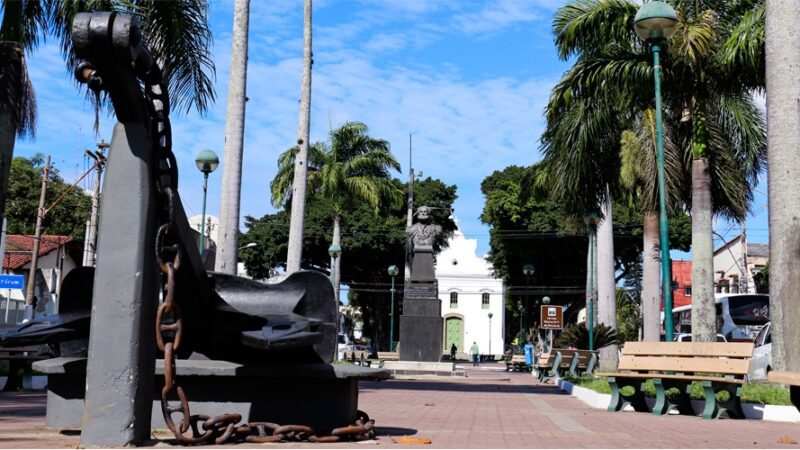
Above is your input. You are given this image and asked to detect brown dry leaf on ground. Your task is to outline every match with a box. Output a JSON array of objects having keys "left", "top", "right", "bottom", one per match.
[
  {"left": 424, "top": 402, "right": 435, "bottom": 406},
  {"left": 778, "top": 435, "right": 798, "bottom": 445},
  {"left": 392, "top": 436, "right": 433, "bottom": 445}
]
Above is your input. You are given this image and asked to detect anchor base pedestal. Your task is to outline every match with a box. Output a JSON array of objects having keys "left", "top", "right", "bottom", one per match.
[{"left": 34, "top": 357, "right": 390, "bottom": 433}]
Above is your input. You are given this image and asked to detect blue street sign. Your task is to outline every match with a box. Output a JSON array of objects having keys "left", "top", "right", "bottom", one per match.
[{"left": 0, "top": 274, "right": 24, "bottom": 290}]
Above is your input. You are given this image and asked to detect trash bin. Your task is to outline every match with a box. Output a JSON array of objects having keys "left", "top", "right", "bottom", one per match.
[{"left": 524, "top": 343, "right": 534, "bottom": 366}]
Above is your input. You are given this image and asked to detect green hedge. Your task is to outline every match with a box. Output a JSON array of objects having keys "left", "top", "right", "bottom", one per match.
[{"left": 561, "top": 375, "right": 792, "bottom": 406}]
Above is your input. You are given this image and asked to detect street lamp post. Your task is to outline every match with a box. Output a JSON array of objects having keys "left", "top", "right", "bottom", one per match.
[
  {"left": 328, "top": 244, "right": 342, "bottom": 303},
  {"left": 387, "top": 264, "right": 400, "bottom": 351},
  {"left": 522, "top": 263, "right": 534, "bottom": 350},
  {"left": 488, "top": 312, "right": 493, "bottom": 355},
  {"left": 634, "top": 0, "right": 679, "bottom": 341},
  {"left": 542, "top": 295, "right": 553, "bottom": 351},
  {"left": 584, "top": 212, "right": 600, "bottom": 351},
  {"left": 195, "top": 150, "right": 219, "bottom": 253}
]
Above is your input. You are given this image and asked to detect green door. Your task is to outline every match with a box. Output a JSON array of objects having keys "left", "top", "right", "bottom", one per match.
[{"left": 445, "top": 317, "right": 463, "bottom": 354}]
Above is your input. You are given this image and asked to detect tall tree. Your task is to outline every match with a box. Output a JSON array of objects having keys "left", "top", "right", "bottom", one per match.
[
  {"left": 546, "top": 0, "right": 765, "bottom": 342},
  {"left": 0, "top": 0, "right": 215, "bottom": 244},
  {"left": 272, "top": 122, "right": 403, "bottom": 300},
  {"left": 286, "top": 0, "right": 313, "bottom": 275},
  {"left": 620, "top": 109, "right": 685, "bottom": 341},
  {"left": 765, "top": 0, "right": 800, "bottom": 372},
  {"left": 6, "top": 154, "right": 91, "bottom": 238},
  {"left": 216, "top": 0, "right": 251, "bottom": 274}
]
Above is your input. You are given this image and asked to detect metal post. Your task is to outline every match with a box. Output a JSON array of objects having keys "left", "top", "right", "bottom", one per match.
[
  {"left": 488, "top": 316, "right": 492, "bottom": 355},
  {"left": 86, "top": 141, "right": 107, "bottom": 267},
  {"left": 332, "top": 257, "right": 338, "bottom": 303},
  {"left": 389, "top": 274, "right": 395, "bottom": 351},
  {"left": 24, "top": 155, "right": 50, "bottom": 322},
  {"left": 199, "top": 171, "right": 209, "bottom": 252},
  {"left": 652, "top": 42, "right": 674, "bottom": 341},
  {"left": 588, "top": 227, "right": 595, "bottom": 351}
]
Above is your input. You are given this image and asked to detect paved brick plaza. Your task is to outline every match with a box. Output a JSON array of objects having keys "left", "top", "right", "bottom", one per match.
[{"left": 1, "top": 363, "right": 799, "bottom": 448}]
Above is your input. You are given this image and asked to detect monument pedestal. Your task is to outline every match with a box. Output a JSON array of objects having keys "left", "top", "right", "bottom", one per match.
[{"left": 399, "top": 246, "right": 442, "bottom": 362}]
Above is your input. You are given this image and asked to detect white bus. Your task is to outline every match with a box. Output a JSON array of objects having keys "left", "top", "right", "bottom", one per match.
[{"left": 671, "top": 294, "right": 769, "bottom": 341}]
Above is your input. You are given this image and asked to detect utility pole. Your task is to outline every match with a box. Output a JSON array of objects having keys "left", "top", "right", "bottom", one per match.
[
  {"left": 739, "top": 221, "right": 749, "bottom": 293},
  {"left": 24, "top": 155, "right": 50, "bottom": 322},
  {"left": 85, "top": 140, "right": 108, "bottom": 267},
  {"left": 404, "top": 134, "right": 414, "bottom": 281}
]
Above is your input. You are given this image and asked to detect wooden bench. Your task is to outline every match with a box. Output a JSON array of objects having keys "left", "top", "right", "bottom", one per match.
[
  {"left": 343, "top": 350, "right": 371, "bottom": 367},
  {"left": 597, "top": 341, "right": 754, "bottom": 419},
  {"left": 564, "top": 349, "right": 598, "bottom": 377},
  {"left": 505, "top": 354, "right": 530, "bottom": 372},
  {"left": 1, "top": 345, "right": 49, "bottom": 391},
  {"left": 768, "top": 371, "right": 800, "bottom": 412},
  {"left": 534, "top": 349, "right": 577, "bottom": 382},
  {"left": 377, "top": 351, "right": 399, "bottom": 361}
]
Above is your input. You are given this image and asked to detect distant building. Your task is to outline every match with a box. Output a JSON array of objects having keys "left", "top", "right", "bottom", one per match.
[
  {"left": 1, "top": 235, "right": 81, "bottom": 324},
  {"left": 713, "top": 235, "right": 768, "bottom": 294},
  {"left": 671, "top": 260, "right": 693, "bottom": 309},
  {"left": 435, "top": 225, "right": 505, "bottom": 357}
]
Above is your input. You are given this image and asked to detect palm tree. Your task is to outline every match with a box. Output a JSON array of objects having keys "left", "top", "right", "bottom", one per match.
[
  {"left": 272, "top": 122, "right": 403, "bottom": 299},
  {"left": 764, "top": 1, "right": 800, "bottom": 372},
  {"left": 620, "top": 109, "right": 685, "bottom": 341},
  {"left": 216, "top": 0, "right": 251, "bottom": 274},
  {"left": 545, "top": 0, "right": 765, "bottom": 342},
  {"left": 0, "top": 0, "right": 215, "bottom": 250},
  {"left": 286, "top": 0, "right": 313, "bottom": 275}
]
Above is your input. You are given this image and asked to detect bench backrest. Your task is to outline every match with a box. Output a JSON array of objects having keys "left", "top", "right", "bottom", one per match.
[
  {"left": 377, "top": 351, "right": 399, "bottom": 360},
  {"left": 564, "top": 350, "right": 597, "bottom": 368},
  {"left": 536, "top": 349, "right": 573, "bottom": 367},
  {"left": 619, "top": 342, "right": 754, "bottom": 376},
  {"left": 511, "top": 355, "right": 526, "bottom": 363}
]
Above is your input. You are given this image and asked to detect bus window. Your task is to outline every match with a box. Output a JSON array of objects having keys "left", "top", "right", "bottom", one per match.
[{"left": 728, "top": 295, "right": 769, "bottom": 325}]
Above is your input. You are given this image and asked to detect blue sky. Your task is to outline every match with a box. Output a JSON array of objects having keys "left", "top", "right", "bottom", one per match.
[{"left": 14, "top": 0, "right": 768, "bottom": 259}]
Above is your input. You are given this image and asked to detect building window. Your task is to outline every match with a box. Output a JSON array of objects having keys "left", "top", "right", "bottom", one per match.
[
  {"left": 684, "top": 287, "right": 692, "bottom": 297},
  {"left": 450, "top": 292, "right": 458, "bottom": 308},
  {"left": 481, "top": 293, "right": 490, "bottom": 309}
]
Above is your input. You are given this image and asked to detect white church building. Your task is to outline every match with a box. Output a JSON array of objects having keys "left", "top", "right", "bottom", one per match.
[{"left": 436, "top": 226, "right": 505, "bottom": 358}]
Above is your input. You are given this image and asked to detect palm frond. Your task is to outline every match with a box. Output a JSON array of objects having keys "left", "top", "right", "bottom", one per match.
[
  {"left": 719, "top": 2, "right": 764, "bottom": 89},
  {"left": 553, "top": 0, "right": 639, "bottom": 60}
]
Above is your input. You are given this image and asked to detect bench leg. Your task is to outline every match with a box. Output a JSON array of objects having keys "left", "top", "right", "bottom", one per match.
[
  {"left": 607, "top": 377, "right": 649, "bottom": 413},
  {"left": 791, "top": 386, "right": 800, "bottom": 413},
  {"left": 652, "top": 378, "right": 694, "bottom": 416},
  {"left": 701, "top": 381, "right": 744, "bottom": 420},
  {"left": 2, "top": 359, "right": 25, "bottom": 392}
]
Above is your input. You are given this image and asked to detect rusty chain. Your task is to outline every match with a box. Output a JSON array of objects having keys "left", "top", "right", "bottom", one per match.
[{"left": 75, "top": 17, "right": 376, "bottom": 446}]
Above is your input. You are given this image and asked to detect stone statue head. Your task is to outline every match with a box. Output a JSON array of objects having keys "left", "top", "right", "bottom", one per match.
[{"left": 416, "top": 206, "right": 431, "bottom": 222}]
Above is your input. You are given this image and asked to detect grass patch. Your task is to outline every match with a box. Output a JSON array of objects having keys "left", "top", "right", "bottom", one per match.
[{"left": 561, "top": 375, "right": 792, "bottom": 406}]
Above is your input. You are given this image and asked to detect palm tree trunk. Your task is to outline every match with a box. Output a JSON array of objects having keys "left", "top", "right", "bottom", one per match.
[
  {"left": 331, "top": 213, "right": 341, "bottom": 302},
  {"left": 286, "top": 0, "right": 313, "bottom": 274},
  {"left": 766, "top": 0, "right": 800, "bottom": 372},
  {"left": 0, "top": 43, "right": 23, "bottom": 233},
  {"left": 215, "top": 0, "right": 251, "bottom": 274},
  {"left": 641, "top": 210, "right": 661, "bottom": 342},
  {"left": 597, "top": 190, "right": 618, "bottom": 369},
  {"left": 691, "top": 158, "right": 716, "bottom": 342}
]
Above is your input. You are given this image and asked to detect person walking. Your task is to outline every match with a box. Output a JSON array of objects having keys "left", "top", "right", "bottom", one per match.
[
  {"left": 470, "top": 341, "right": 480, "bottom": 367},
  {"left": 450, "top": 343, "right": 457, "bottom": 361}
]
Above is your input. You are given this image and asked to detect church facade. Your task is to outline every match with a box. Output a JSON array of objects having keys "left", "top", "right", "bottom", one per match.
[{"left": 435, "top": 227, "right": 505, "bottom": 358}]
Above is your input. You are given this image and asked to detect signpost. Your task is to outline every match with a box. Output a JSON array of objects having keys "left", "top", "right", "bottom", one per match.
[
  {"left": 540, "top": 305, "right": 563, "bottom": 351},
  {"left": 0, "top": 275, "right": 25, "bottom": 290},
  {"left": 0, "top": 274, "right": 24, "bottom": 323}
]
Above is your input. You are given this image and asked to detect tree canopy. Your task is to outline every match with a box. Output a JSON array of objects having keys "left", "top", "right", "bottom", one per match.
[{"left": 6, "top": 154, "right": 91, "bottom": 239}]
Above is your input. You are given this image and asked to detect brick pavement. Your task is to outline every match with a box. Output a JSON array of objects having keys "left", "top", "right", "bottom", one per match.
[{"left": 1, "top": 362, "right": 799, "bottom": 448}]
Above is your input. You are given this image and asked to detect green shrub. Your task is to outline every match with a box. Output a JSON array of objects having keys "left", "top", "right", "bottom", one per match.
[
  {"left": 561, "top": 375, "right": 792, "bottom": 406},
  {"left": 556, "top": 324, "right": 620, "bottom": 349}
]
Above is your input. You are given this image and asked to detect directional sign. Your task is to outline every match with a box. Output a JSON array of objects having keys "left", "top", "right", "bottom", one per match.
[
  {"left": 540, "top": 305, "right": 564, "bottom": 330},
  {"left": 0, "top": 274, "right": 24, "bottom": 290}
]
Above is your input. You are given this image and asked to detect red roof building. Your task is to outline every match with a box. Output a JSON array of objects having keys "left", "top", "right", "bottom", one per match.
[
  {"left": 2, "top": 235, "right": 75, "bottom": 271},
  {"left": 671, "top": 260, "right": 692, "bottom": 309}
]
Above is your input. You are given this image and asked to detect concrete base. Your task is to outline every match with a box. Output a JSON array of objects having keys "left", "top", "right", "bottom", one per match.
[
  {"left": 34, "top": 357, "right": 390, "bottom": 432},
  {"left": 382, "top": 360, "right": 463, "bottom": 377},
  {"left": 399, "top": 315, "right": 443, "bottom": 362}
]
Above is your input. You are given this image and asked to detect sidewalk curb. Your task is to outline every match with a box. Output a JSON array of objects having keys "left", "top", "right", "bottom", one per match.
[{"left": 556, "top": 379, "right": 800, "bottom": 423}]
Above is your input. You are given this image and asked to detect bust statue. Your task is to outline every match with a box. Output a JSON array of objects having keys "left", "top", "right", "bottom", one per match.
[{"left": 407, "top": 206, "right": 442, "bottom": 249}]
